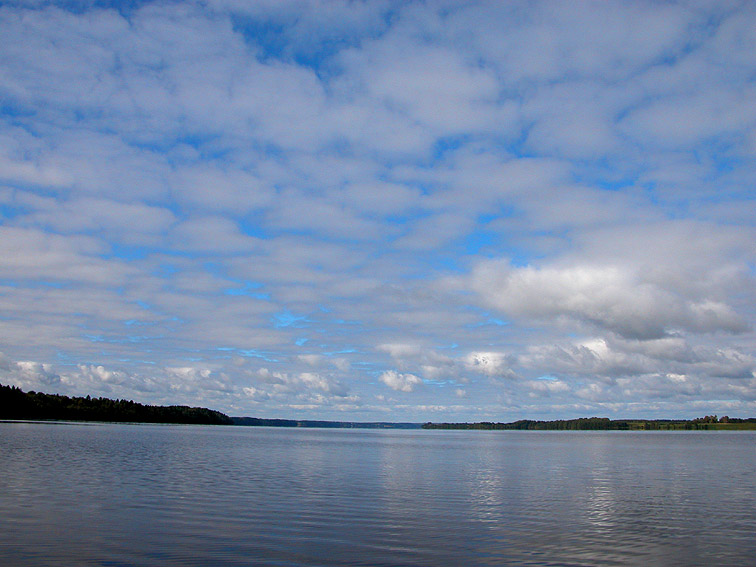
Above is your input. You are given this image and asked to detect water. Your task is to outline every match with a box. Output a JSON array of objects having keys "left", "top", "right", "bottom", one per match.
[{"left": 1, "top": 422, "right": 755, "bottom": 566}]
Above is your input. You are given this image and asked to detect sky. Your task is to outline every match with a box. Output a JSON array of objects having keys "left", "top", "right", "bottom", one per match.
[{"left": 1, "top": 0, "right": 755, "bottom": 422}]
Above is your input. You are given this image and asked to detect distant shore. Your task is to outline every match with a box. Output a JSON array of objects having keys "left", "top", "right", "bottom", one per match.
[
  {"left": 421, "top": 416, "right": 756, "bottom": 431},
  {"left": 3, "top": 384, "right": 755, "bottom": 430},
  {"left": 230, "top": 417, "right": 421, "bottom": 429}
]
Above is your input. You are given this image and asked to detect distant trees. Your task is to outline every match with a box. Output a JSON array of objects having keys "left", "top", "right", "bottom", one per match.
[
  {"left": 691, "top": 415, "right": 742, "bottom": 424},
  {"left": 423, "top": 417, "right": 627, "bottom": 430},
  {"left": 0, "top": 384, "right": 232, "bottom": 425},
  {"left": 693, "top": 415, "right": 720, "bottom": 424},
  {"left": 423, "top": 416, "right": 756, "bottom": 430},
  {"left": 690, "top": 415, "right": 754, "bottom": 426}
]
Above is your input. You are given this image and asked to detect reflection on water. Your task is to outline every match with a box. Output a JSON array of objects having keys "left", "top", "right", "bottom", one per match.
[{"left": 1, "top": 423, "right": 755, "bottom": 566}]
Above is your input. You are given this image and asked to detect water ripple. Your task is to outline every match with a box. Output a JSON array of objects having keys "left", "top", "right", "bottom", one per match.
[{"left": 1, "top": 424, "right": 755, "bottom": 566}]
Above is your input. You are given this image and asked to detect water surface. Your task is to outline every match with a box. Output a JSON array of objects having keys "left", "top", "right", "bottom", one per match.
[{"left": 1, "top": 422, "right": 754, "bottom": 566}]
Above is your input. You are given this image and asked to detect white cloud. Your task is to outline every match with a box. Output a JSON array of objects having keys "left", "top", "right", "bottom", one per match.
[
  {"left": 0, "top": 226, "right": 135, "bottom": 285},
  {"left": 470, "top": 261, "right": 748, "bottom": 339},
  {"left": 463, "top": 351, "right": 517, "bottom": 379},
  {"left": 255, "top": 367, "right": 349, "bottom": 398},
  {"left": 22, "top": 197, "right": 176, "bottom": 240},
  {"left": 379, "top": 370, "right": 422, "bottom": 393},
  {"left": 298, "top": 354, "right": 322, "bottom": 366},
  {"left": 378, "top": 343, "right": 423, "bottom": 360},
  {"left": 519, "top": 337, "right": 756, "bottom": 401}
]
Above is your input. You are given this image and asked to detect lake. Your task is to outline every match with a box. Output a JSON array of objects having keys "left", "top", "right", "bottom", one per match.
[{"left": 1, "top": 422, "right": 754, "bottom": 566}]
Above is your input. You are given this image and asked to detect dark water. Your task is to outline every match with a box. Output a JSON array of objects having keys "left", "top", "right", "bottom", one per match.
[{"left": 1, "top": 423, "right": 755, "bottom": 566}]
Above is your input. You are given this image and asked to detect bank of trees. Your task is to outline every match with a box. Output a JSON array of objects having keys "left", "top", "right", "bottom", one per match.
[
  {"left": 424, "top": 417, "right": 624, "bottom": 430},
  {"left": 423, "top": 416, "right": 756, "bottom": 430},
  {"left": 0, "top": 384, "right": 232, "bottom": 425}
]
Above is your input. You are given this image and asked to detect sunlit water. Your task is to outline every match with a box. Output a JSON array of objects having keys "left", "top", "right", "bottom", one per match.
[{"left": 1, "top": 422, "right": 755, "bottom": 566}]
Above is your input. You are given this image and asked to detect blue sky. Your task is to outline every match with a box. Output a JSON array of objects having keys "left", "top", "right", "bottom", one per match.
[{"left": 1, "top": 0, "right": 755, "bottom": 421}]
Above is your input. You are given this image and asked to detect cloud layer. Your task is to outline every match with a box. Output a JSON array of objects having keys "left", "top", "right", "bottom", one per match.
[{"left": 1, "top": 0, "right": 755, "bottom": 420}]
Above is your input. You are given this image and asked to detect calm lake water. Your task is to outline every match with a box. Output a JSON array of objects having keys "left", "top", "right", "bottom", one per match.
[{"left": 1, "top": 422, "right": 755, "bottom": 566}]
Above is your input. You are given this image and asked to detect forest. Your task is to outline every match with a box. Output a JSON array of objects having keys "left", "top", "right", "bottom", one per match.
[
  {"left": 422, "top": 416, "right": 756, "bottom": 430},
  {"left": 0, "top": 383, "right": 233, "bottom": 425}
]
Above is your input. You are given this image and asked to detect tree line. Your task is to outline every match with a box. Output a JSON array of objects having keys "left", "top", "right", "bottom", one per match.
[
  {"left": 0, "top": 384, "right": 233, "bottom": 425},
  {"left": 423, "top": 416, "right": 756, "bottom": 431}
]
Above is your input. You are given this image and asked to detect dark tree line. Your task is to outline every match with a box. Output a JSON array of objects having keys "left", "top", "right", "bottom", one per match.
[
  {"left": 423, "top": 416, "right": 756, "bottom": 431},
  {"left": 0, "top": 384, "right": 232, "bottom": 425},
  {"left": 424, "top": 417, "right": 624, "bottom": 430}
]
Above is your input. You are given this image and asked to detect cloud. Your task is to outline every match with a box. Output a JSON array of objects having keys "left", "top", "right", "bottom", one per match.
[
  {"left": 377, "top": 343, "right": 457, "bottom": 380},
  {"left": 377, "top": 343, "right": 424, "bottom": 359},
  {"left": 519, "top": 337, "right": 756, "bottom": 393},
  {"left": 0, "top": 1, "right": 754, "bottom": 421},
  {"left": 169, "top": 216, "right": 262, "bottom": 254},
  {"left": 463, "top": 351, "right": 518, "bottom": 379},
  {"left": 0, "top": 226, "right": 135, "bottom": 285},
  {"left": 526, "top": 379, "right": 570, "bottom": 396},
  {"left": 343, "top": 41, "right": 502, "bottom": 136},
  {"left": 469, "top": 261, "right": 748, "bottom": 340},
  {"left": 255, "top": 367, "right": 349, "bottom": 398},
  {"left": 3, "top": 357, "right": 62, "bottom": 390},
  {"left": 379, "top": 370, "right": 422, "bottom": 393},
  {"left": 21, "top": 197, "right": 176, "bottom": 241}
]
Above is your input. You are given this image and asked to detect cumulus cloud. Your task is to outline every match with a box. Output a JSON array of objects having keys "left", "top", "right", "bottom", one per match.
[
  {"left": 0, "top": 353, "right": 178, "bottom": 401},
  {"left": 463, "top": 351, "right": 518, "bottom": 379},
  {"left": 5, "top": 358, "right": 62, "bottom": 390},
  {"left": 469, "top": 261, "right": 748, "bottom": 339},
  {"left": 379, "top": 370, "right": 423, "bottom": 393},
  {"left": 255, "top": 367, "right": 349, "bottom": 398},
  {"left": 519, "top": 338, "right": 756, "bottom": 398},
  {"left": 377, "top": 342, "right": 457, "bottom": 379}
]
